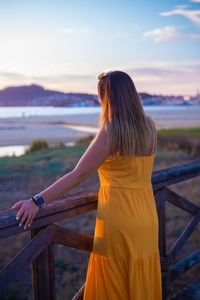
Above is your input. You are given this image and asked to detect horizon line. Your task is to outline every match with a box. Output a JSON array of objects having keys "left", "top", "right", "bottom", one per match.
[{"left": 0, "top": 82, "right": 196, "bottom": 98}]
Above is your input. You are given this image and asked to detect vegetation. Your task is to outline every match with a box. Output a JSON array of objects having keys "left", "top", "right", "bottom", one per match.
[
  {"left": 0, "top": 130, "right": 199, "bottom": 299},
  {"left": 158, "top": 127, "right": 200, "bottom": 136},
  {"left": 74, "top": 134, "right": 94, "bottom": 146},
  {"left": 26, "top": 138, "right": 49, "bottom": 153}
]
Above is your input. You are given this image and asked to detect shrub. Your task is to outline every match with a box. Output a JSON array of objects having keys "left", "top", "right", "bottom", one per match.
[
  {"left": 26, "top": 139, "right": 49, "bottom": 153},
  {"left": 58, "top": 141, "right": 65, "bottom": 148},
  {"left": 74, "top": 135, "right": 95, "bottom": 147}
]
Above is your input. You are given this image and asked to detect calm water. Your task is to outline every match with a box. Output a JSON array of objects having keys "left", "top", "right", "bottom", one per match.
[
  {"left": 0, "top": 106, "right": 101, "bottom": 118},
  {"left": 0, "top": 104, "right": 198, "bottom": 119},
  {"left": 0, "top": 142, "right": 75, "bottom": 158}
]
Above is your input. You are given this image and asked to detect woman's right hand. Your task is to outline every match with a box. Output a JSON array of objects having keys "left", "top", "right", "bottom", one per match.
[{"left": 11, "top": 198, "right": 40, "bottom": 230}]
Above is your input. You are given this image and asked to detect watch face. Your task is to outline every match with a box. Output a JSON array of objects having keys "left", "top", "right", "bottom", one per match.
[{"left": 35, "top": 195, "right": 45, "bottom": 205}]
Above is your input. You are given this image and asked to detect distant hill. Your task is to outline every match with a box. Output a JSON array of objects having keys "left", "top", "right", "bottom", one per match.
[
  {"left": 139, "top": 92, "right": 152, "bottom": 99},
  {"left": 0, "top": 84, "right": 153, "bottom": 106},
  {"left": 0, "top": 84, "right": 99, "bottom": 106}
]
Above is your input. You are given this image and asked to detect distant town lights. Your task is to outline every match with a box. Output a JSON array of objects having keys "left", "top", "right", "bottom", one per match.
[{"left": 183, "top": 96, "right": 190, "bottom": 101}]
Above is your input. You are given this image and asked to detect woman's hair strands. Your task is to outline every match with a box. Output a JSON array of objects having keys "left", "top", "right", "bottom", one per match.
[{"left": 97, "top": 70, "right": 155, "bottom": 159}]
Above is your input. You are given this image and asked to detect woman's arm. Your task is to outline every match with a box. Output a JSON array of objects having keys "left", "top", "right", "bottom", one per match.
[
  {"left": 37, "top": 124, "right": 110, "bottom": 204},
  {"left": 12, "top": 124, "right": 110, "bottom": 229}
]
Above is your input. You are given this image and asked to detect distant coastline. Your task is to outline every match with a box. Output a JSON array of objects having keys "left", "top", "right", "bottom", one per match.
[{"left": 0, "top": 84, "right": 199, "bottom": 107}]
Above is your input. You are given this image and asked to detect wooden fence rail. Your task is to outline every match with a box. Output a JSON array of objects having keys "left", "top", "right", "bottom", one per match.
[{"left": 0, "top": 159, "right": 200, "bottom": 300}]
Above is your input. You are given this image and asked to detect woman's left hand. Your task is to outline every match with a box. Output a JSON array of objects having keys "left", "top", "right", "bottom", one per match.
[{"left": 11, "top": 199, "right": 40, "bottom": 230}]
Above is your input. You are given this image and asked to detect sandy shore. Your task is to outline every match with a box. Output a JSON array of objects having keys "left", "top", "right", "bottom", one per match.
[
  {"left": 0, "top": 114, "right": 100, "bottom": 146},
  {"left": 0, "top": 107, "right": 200, "bottom": 146}
]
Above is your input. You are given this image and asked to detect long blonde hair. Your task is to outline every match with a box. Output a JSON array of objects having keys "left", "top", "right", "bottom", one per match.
[{"left": 97, "top": 70, "right": 155, "bottom": 158}]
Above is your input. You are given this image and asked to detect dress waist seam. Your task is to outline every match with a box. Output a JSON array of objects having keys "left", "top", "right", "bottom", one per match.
[{"left": 100, "top": 184, "right": 152, "bottom": 190}]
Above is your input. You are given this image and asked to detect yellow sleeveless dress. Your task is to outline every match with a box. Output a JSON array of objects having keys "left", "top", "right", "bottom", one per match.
[{"left": 83, "top": 121, "right": 162, "bottom": 300}]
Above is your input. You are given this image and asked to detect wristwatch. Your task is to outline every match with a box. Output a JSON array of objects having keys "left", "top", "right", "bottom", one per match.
[{"left": 32, "top": 194, "right": 45, "bottom": 208}]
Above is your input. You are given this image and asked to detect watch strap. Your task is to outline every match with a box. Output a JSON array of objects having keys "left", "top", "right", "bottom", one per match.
[
  {"left": 32, "top": 196, "right": 40, "bottom": 208},
  {"left": 32, "top": 194, "right": 45, "bottom": 208}
]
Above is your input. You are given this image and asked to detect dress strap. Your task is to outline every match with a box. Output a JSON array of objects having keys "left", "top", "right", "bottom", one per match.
[{"left": 151, "top": 119, "right": 157, "bottom": 155}]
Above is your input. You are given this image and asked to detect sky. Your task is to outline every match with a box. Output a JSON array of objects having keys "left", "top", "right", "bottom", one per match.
[{"left": 0, "top": 0, "right": 200, "bottom": 95}]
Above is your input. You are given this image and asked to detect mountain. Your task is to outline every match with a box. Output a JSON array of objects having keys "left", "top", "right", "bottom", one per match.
[
  {"left": 0, "top": 84, "right": 156, "bottom": 107},
  {"left": 0, "top": 84, "right": 99, "bottom": 106},
  {"left": 139, "top": 92, "right": 152, "bottom": 99}
]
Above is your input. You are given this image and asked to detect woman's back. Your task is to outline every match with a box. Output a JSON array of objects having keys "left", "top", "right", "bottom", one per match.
[{"left": 98, "top": 118, "right": 157, "bottom": 189}]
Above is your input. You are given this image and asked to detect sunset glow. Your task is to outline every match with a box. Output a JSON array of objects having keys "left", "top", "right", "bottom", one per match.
[{"left": 0, "top": 0, "right": 199, "bottom": 95}]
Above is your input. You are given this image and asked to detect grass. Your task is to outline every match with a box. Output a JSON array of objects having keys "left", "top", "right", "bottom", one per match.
[
  {"left": 0, "top": 145, "right": 87, "bottom": 182},
  {"left": 158, "top": 127, "right": 200, "bottom": 136},
  {"left": 0, "top": 133, "right": 199, "bottom": 299}
]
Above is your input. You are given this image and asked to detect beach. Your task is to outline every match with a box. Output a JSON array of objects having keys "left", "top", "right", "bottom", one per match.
[
  {"left": 0, "top": 105, "right": 200, "bottom": 147},
  {"left": 0, "top": 113, "right": 100, "bottom": 147}
]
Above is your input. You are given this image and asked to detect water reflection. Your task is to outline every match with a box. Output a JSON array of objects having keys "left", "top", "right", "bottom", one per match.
[
  {"left": 0, "top": 142, "right": 75, "bottom": 158},
  {"left": 0, "top": 145, "right": 29, "bottom": 157},
  {"left": 63, "top": 124, "right": 98, "bottom": 133}
]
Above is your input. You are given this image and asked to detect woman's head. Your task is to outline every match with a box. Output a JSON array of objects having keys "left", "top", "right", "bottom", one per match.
[
  {"left": 97, "top": 70, "right": 155, "bottom": 158},
  {"left": 97, "top": 71, "right": 144, "bottom": 121}
]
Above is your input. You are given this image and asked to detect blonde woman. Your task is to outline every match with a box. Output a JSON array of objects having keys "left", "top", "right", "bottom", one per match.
[{"left": 11, "top": 71, "right": 162, "bottom": 299}]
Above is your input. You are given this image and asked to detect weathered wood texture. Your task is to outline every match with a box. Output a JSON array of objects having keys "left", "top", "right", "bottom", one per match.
[
  {"left": 0, "top": 224, "right": 54, "bottom": 293},
  {"left": 0, "top": 160, "right": 199, "bottom": 299},
  {"left": 72, "top": 283, "right": 85, "bottom": 300},
  {"left": 0, "top": 188, "right": 99, "bottom": 240},
  {"left": 0, "top": 224, "right": 93, "bottom": 294},
  {"left": 165, "top": 249, "right": 200, "bottom": 283},
  {"left": 53, "top": 224, "right": 93, "bottom": 252},
  {"left": 31, "top": 226, "right": 56, "bottom": 300},
  {"left": 170, "top": 277, "right": 200, "bottom": 300},
  {"left": 166, "top": 208, "right": 200, "bottom": 267}
]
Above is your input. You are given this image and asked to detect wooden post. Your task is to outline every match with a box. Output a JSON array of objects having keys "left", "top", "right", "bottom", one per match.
[
  {"left": 31, "top": 227, "right": 56, "bottom": 300},
  {"left": 158, "top": 198, "right": 167, "bottom": 300}
]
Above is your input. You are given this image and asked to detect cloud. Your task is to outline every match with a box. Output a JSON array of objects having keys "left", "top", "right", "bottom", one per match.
[
  {"left": 160, "top": 7, "right": 200, "bottom": 25},
  {"left": 79, "top": 28, "right": 91, "bottom": 33},
  {"left": 59, "top": 27, "right": 91, "bottom": 34},
  {"left": 190, "top": 0, "right": 200, "bottom": 2},
  {"left": 175, "top": 5, "right": 189, "bottom": 9},
  {"left": 0, "top": 71, "right": 26, "bottom": 80},
  {"left": 59, "top": 28, "right": 75, "bottom": 34},
  {"left": 0, "top": 71, "right": 96, "bottom": 93},
  {"left": 143, "top": 26, "right": 200, "bottom": 42},
  {"left": 0, "top": 62, "right": 200, "bottom": 95},
  {"left": 125, "top": 64, "right": 200, "bottom": 95}
]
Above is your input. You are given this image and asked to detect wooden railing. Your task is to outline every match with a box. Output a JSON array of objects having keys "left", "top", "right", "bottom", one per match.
[{"left": 0, "top": 160, "right": 200, "bottom": 300}]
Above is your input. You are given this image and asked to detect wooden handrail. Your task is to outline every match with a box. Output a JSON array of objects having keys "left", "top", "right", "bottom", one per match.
[
  {"left": 0, "top": 159, "right": 200, "bottom": 299},
  {"left": 0, "top": 188, "right": 98, "bottom": 240}
]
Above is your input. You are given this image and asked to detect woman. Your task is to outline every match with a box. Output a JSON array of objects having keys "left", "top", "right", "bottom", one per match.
[{"left": 11, "top": 70, "right": 162, "bottom": 299}]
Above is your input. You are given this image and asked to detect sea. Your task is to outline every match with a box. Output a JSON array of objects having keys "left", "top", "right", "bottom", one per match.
[{"left": 0, "top": 104, "right": 197, "bottom": 119}]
